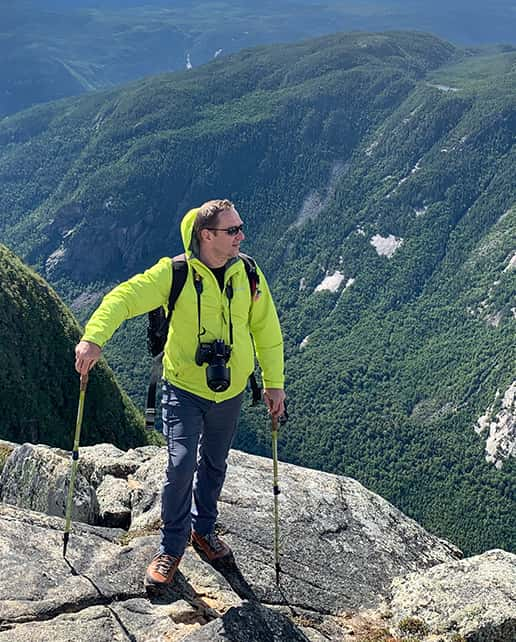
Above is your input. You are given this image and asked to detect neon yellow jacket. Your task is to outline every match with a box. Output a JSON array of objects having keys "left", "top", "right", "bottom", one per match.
[{"left": 82, "top": 208, "right": 284, "bottom": 401}]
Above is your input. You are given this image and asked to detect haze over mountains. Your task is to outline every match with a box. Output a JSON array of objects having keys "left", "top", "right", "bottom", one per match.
[
  {"left": 1, "top": 26, "right": 514, "bottom": 559},
  {"left": 1, "top": 0, "right": 515, "bottom": 117}
]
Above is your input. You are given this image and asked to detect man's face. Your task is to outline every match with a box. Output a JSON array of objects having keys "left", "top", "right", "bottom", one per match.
[{"left": 205, "top": 207, "right": 245, "bottom": 261}]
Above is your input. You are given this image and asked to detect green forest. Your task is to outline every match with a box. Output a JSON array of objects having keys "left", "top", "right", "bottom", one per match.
[
  {"left": 0, "top": 32, "right": 514, "bottom": 555},
  {"left": 0, "top": 244, "right": 147, "bottom": 450}
]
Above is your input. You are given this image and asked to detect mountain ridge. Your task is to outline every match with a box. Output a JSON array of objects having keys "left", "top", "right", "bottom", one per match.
[
  {"left": 1, "top": 1, "right": 515, "bottom": 118},
  {"left": 0, "top": 243, "right": 147, "bottom": 450}
]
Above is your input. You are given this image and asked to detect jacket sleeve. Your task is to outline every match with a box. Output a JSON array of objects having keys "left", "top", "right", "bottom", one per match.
[
  {"left": 249, "top": 266, "right": 284, "bottom": 389},
  {"left": 81, "top": 257, "right": 172, "bottom": 347}
]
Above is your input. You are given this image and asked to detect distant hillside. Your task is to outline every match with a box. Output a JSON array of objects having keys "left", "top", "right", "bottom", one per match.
[
  {"left": 1, "top": 1, "right": 515, "bottom": 117},
  {"left": 0, "top": 244, "right": 146, "bottom": 449},
  {"left": 0, "top": 31, "right": 455, "bottom": 277},
  {"left": 0, "top": 31, "right": 514, "bottom": 555}
]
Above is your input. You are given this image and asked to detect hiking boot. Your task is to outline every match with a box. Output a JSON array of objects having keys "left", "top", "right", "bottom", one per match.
[
  {"left": 144, "top": 553, "right": 181, "bottom": 593},
  {"left": 191, "top": 530, "right": 232, "bottom": 561}
]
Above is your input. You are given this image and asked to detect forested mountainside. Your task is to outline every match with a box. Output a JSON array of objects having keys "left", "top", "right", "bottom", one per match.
[
  {"left": 0, "top": 244, "right": 146, "bottom": 449},
  {"left": 0, "top": 31, "right": 514, "bottom": 554},
  {"left": 1, "top": 0, "right": 515, "bottom": 117}
]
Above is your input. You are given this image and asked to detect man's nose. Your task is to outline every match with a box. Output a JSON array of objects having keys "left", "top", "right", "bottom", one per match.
[{"left": 237, "top": 229, "right": 245, "bottom": 240}]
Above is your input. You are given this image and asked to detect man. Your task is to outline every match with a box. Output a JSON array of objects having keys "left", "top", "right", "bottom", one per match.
[{"left": 75, "top": 199, "right": 285, "bottom": 593}]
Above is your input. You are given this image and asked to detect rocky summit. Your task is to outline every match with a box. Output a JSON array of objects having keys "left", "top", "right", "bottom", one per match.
[{"left": 0, "top": 439, "right": 513, "bottom": 641}]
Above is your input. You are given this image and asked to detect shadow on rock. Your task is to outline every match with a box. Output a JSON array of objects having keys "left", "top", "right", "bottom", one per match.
[
  {"left": 146, "top": 570, "right": 230, "bottom": 623},
  {"left": 205, "top": 554, "right": 258, "bottom": 602},
  {"left": 147, "top": 555, "right": 258, "bottom": 607}
]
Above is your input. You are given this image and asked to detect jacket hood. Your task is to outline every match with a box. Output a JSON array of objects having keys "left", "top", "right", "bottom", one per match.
[
  {"left": 179, "top": 206, "right": 239, "bottom": 269},
  {"left": 180, "top": 207, "right": 200, "bottom": 258}
]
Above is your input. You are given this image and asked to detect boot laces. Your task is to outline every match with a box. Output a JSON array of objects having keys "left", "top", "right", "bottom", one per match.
[
  {"left": 154, "top": 554, "right": 176, "bottom": 577},
  {"left": 204, "top": 532, "right": 225, "bottom": 553}
]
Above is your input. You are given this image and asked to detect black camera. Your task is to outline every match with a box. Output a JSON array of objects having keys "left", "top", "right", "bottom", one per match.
[{"left": 195, "top": 339, "right": 232, "bottom": 392}]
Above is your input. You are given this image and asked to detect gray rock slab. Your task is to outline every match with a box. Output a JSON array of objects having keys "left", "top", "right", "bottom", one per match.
[
  {"left": 0, "top": 599, "right": 210, "bottom": 642},
  {"left": 0, "top": 441, "right": 479, "bottom": 642},
  {"left": 178, "top": 545, "right": 243, "bottom": 614},
  {"left": 218, "top": 451, "right": 461, "bottom": 613},
  {"left": 129, "top": 448, "right": 461, "bottom": 616},
  {"left": 0, "top": 605, "right": 127, "bottom": 642},
  {"left": 388, "top": 548, "right": 516, "bottom": 642},
  {"left": 110, "top": 597, "right": 212, "bottom": 641},
  {"left": 0, "top": 505, "right": 258, "bottom": 642},
  {"left": 0, "top": 503, "right": 148, "bottom": 624},
  {"left": 0, "top": 597, "right": 312, "bottom": 642},
  {"left": 0, "top": 443, "right": 96, "bottom": 523}
]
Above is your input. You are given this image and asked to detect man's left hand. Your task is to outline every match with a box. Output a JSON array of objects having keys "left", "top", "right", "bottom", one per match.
[{"left": 263, "top": 388, "right": 286, "bottom": 419}]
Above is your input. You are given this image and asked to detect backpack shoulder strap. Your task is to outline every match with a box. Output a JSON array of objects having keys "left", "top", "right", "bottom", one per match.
[
  {"left": 238, "top": 253, "right": 263, "bottom": 405},
  {"left": 167, "top": 253, "right": 188, "bottom": 319},
  {"left": 145, "top": 253, "right": 188, "bottom": 429},
  {"left": 238, "top": 252, "right": 259, "bottom": 299}
]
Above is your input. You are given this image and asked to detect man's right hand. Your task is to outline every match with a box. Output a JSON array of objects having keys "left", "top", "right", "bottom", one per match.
[{"left": 75, "top": 340, "right": 102, "bottom": 375}]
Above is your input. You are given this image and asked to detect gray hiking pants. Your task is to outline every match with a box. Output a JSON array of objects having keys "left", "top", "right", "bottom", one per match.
[{"left": 159, "top": 380, "right": 243, "bottom": 558}]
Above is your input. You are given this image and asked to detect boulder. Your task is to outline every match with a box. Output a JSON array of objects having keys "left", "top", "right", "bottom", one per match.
[
  {"left": 130, "top": 449, "right": 462, "bottom": 614},
  {"left": 181, "top": 601, "right": 311, "bottom": 641},
  {"left": 0, "top": 443, "right": 160, "bottom": 529},
  {"left": 0, "top": 443, "right": 96, "bottom": 523},
  {"left": 128, "top": 449, "right": 166, "bottom": 534},
  {"left": 78, "top": 443, "right": 160, "bottom": 487},
  {"left": 388, "top": 548, "right": 516, "bottom": 642},
  {"left": 96, "top": 474, "right": 132, "bottom": 529}
]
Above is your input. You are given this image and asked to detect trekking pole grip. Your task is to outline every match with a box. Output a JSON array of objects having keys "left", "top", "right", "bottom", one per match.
[{"left": 80, "top": 372, "right": 89, "bottom": 392}]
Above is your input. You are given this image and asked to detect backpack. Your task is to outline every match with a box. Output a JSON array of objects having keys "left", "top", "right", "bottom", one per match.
[{"left": 145, "top": 253, "right": 262, "bottom": 428}]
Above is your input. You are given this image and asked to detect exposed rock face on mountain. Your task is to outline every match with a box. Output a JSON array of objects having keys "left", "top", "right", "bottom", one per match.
[
  {"left": 1, "top": 439, "right": 513, "bottom": 641},
  {"left": 475, "top": 381, "right": 516, "bottom": 469}
]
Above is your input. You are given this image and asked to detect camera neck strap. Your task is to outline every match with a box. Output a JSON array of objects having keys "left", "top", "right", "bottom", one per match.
[
  {"left": 192, "top": 269, "right": 234, "bottom": 346},
  {"left": 193, "top": 271, "right": 204, "bottom": 344},
  {"left": 225, "top": 280, "right": 234, "bottom": 345}
]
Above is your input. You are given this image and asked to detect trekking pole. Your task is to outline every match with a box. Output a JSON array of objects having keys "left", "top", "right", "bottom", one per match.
[
  {"left": 271, "top": 414, "right": 281, "bottom": 585},
  {"left": 63, "top": 372, "right": 88, "bottom": 558}
]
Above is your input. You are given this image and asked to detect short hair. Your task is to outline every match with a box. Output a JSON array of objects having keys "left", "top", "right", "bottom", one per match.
[{"left": 194, "top": 199, "right": 234, "bottom": 240}]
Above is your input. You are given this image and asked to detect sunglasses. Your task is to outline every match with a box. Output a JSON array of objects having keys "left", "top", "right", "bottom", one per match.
[{"left": 206, "top": 224, "right": 244, "bottom": 236}]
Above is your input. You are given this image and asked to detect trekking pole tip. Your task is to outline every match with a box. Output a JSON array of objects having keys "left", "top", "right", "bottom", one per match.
[{"left": 63, "top": 532, "right": 69, "bottom": 558}]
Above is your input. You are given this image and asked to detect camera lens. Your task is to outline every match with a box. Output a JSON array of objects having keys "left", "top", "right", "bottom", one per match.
[
  {"left": 206, "top": 364, "right": 231, "bottom": 391},
  {"left": 195, "top": 339, "right": 231, "bottom": 391}
]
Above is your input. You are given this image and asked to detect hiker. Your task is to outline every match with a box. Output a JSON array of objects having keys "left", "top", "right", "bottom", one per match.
[{"left": 74, "top": 199, "right": 285, "bottom": 592}]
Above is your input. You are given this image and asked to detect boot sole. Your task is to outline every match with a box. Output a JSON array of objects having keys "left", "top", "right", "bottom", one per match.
[{"left": 144, "top": 579, "right": 171, "bottom": 596}]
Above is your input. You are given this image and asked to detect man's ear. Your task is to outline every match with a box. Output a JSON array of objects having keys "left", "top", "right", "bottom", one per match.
[{"left": 199, "top": 228, "right": 212, "bottom": 242}]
